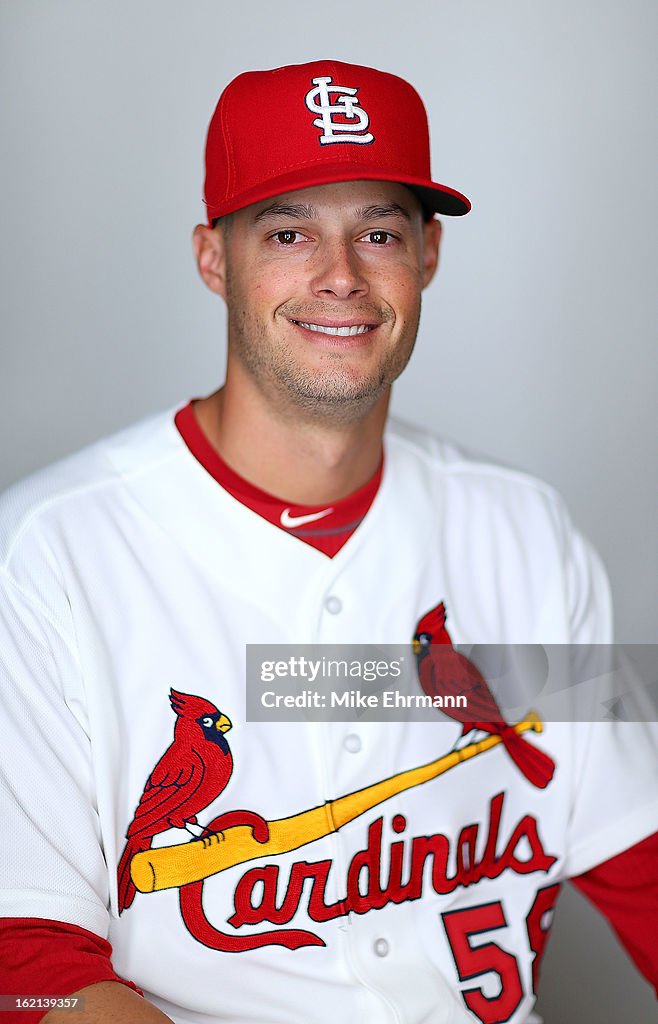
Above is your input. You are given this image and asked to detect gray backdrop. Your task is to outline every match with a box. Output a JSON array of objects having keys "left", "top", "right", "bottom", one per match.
[{"left": 1, "top": 1, "right": 656, "bottom": 1020}]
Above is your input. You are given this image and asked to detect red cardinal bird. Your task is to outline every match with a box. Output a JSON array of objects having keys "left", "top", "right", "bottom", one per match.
[
  {"left": 117, "top": 689, "right": 267, "bottom": 913},
  {"left": 413, "top": 603, "right": 555, "bottom": 789}
]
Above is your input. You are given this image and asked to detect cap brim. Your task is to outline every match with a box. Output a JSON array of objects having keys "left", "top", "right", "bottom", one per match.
[
  {"left": 206, "top": 164, "right": 470, "bottom": 223},
  {"left": 405, "top": 183, "right": 471, "bottom": 218}
]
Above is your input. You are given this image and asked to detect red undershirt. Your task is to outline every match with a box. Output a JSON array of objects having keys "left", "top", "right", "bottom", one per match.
[
  {"left": 174, "top": 401, "right": 383, "bottom": 558},
  {"left": 1, "top": 404, "right": 656, "bottom": 1017}
]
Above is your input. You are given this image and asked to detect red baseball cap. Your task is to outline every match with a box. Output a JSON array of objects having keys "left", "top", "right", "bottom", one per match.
[{"left": 204, "top": 59, "right": 470, "bottom": 223}]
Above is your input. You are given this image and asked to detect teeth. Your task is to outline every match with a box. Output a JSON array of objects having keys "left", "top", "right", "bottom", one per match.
[{"left": 295, "top": 322, "right": 371, "bottom": 336}]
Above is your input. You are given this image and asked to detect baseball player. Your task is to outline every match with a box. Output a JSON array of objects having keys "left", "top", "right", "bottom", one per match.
[{"left": 0, "top": 60, "right": 657, "bottom": 1024}]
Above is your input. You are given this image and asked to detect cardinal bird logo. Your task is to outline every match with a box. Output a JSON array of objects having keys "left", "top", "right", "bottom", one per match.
[
  {"left": 117, "top": 688, "right": 268, "bottom": 914},
  {"left": 413, "top": 602, "right": 555, "bottom": 789}
]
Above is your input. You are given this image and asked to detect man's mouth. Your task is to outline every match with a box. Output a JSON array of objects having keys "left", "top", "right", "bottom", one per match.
[{"left": 290, "top": 321, "right": 375, "bottom": 337}]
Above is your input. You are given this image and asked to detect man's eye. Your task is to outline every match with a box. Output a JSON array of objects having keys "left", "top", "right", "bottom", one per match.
[
  {"left": 272, "top": 230, "right": 302, "bottom": 245},
  {"left": 364, "top": 230, "right": 393, "bottom": 245}
]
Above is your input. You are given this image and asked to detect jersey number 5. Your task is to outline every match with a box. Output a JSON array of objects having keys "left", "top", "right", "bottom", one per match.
[{"left": 442, "top": 885, "right": 560, "bottom": 1024}]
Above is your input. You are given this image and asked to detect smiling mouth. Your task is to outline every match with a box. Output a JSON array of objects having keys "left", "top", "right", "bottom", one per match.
[{"left": 290, "top": 321, "right": 375, "bottom": 337}]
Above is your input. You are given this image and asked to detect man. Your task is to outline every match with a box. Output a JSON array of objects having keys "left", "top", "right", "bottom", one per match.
[{"left": 0, "top": 60, "right": 656, "bottom": 1024}]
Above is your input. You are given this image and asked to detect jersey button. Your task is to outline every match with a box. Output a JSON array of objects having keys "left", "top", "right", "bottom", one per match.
[
  {"left": 374, "top": 937, "right": 390, "bottom": 958},
  {"left": 324, "top": 595, "right": 342, "bottom": 614},
  {"left": 344, "top": 733, "right": 362, "bottom": 753}
]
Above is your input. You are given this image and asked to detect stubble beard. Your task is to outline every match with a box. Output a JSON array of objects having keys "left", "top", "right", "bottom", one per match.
[{"left": 226, "top": 285, "right": 422, "bottom": 426}]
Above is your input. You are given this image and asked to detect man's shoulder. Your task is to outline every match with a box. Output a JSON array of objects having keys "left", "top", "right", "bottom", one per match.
[
  {"left": 383, "top": 417, "right": 612, "bottom": 643},
  {"left": 385, "top": 415, "right": 563, "bottom": 508},
  {"left": 0, "top": 408, "right": 180, "bottom": 571}
]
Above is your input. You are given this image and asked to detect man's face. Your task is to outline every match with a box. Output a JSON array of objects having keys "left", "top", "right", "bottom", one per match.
[{"left": 205, "top": 180, "right": 441, "bottom": 423}]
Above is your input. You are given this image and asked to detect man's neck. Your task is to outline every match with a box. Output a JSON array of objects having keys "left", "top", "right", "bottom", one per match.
[{"left": 193, "top": 384, "right": 388, "bottom": 506}]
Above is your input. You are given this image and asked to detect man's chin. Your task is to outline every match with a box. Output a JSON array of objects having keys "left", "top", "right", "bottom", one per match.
[{"left": 274, "top": 371, "right": 391, "bottom": 423}]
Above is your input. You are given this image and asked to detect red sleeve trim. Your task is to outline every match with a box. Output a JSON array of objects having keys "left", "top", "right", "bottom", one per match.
[
  {"left": 0, "top": 918, "right": 143, "bottom": 1024},
  {"left": 571, "top": 831, "right": 658, "bottom": 995}
]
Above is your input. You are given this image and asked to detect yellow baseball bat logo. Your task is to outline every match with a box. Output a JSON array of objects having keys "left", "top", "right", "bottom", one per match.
[{"left": 131, "top": 715, "right": 544, "bottom": 894}]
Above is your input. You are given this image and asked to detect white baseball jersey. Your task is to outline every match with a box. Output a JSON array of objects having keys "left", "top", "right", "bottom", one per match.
[{"left": 1, "top": 408, "right": 656, "bottom": 1024}]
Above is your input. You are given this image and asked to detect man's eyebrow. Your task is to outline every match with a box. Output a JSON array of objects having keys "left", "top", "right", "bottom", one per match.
[
  {"left": 253, "top": 203, "right": 319, "bottom": 223},
  {"left": 355, "top": 203, "right": 412, "bottom": 221}
]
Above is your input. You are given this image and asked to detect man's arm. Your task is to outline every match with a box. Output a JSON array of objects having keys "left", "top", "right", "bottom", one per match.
[
  {"left": 0, "top": 566, "right": 134, "bottom": 1014},
  {"left": 571, "top": 829, "right": 658, "bottom": 995},
  {"left": 42, "top": 983, "right": 173, "bottom": 1024}
]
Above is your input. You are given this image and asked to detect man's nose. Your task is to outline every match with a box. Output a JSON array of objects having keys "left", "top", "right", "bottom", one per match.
[{"left": 310, "top": 239, "right": 369, "bottom": 300}]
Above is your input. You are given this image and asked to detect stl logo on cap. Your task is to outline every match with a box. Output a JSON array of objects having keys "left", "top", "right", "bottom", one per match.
[{"left": 305, "top": 75, "right": 374, "bottom": 146}]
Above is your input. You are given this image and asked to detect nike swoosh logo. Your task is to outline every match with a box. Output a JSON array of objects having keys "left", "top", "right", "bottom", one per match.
[{"left": 280, "top": 507, "right": 335, "bottom": 528}]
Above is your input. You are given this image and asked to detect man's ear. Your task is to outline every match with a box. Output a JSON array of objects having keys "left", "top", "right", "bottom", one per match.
[
  {"left": 192, "top": 224, "right": 228, "bottom": 299},
  {"left": 422, "top": 217, "right": 442, "bottom": 288}
]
